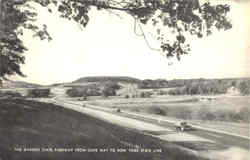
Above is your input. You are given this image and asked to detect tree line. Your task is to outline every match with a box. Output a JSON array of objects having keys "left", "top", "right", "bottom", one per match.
[
  {"left": 167, "top": 79, "right": 250, "bottom": 95},
  {"left": 66, "top": 82, "right": 121, "bottom": 98}
]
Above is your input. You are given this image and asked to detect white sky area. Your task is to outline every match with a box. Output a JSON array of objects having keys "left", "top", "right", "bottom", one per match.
[{"left": 14, "top": 0, "right": 250, "bottom": 85}]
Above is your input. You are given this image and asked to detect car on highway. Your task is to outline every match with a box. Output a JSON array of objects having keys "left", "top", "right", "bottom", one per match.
[
  {"left": 116, "top": 108, "right": 121, "bottom": 113},
  {"left": 77, "top": 97, "right": 88, "bottom": 101},
  {"left": 175, "top": 121, "right": 192, "bottom": 132}
]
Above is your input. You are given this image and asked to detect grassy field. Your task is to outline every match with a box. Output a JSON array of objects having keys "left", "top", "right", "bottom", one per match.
[
  {"left": 87, "top": 95, "right": 249, "bottom": 118},
  {"left": 87, "top": 95, "right": 249, "bottom": 110},
  {"left": 0, "top": 98, "right": 207, "bottom": 160}
]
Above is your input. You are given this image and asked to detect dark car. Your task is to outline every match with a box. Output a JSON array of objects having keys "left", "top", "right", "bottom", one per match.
[
  {"left": 116, "top": 108, "right": 121, "bottom": 113},
  {"left": 175, "top": 121, "right": 192, "bottom": 132}
]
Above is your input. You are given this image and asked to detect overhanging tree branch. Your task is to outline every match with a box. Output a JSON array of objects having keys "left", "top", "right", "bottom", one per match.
[{"left": 0, "top": 0, "right": 232, "bottom": 79}]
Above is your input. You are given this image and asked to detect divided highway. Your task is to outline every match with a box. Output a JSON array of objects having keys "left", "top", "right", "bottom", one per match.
[{"left": 51, "top": 98, "right": 250, "bottom": 150}]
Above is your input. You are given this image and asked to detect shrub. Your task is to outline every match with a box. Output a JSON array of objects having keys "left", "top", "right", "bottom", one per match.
[
  {"left": 27, "top": 88, "right": 50, "bottom": 98},
  {"left": 157, "top": 90, "right": 168, "bottom": 95},
  {"left": 66, "top": 87, "right": 102, "bottom": 97},
  {"left": 0, "top": 91, "right": 22, "bottom": 98},
  {"left": 197, "top": 108, "right": 250, "bottom": 122},
  {"left": 101, "top": 88, "right": 112, "bottom": 97},
  {"left": 101, "top": 82, "right": 121, "bottom": 97},
  {"left": 66, "top": 88, "right": 87, "bottom": 97},
  {"left": 237, "top": 81, "right": 250, "bottom": 95},
  {"left": 139, "top": 92, "right": 152, "bottom": 98},
  {"left": 149, "top": 107, "right": 167, "bottom": 116},
  {"left": 168, "top": 89, "right": 183, "bottom": 95},
  {"left": 85, "top": 88, "right": 100, "bottom": 96}
]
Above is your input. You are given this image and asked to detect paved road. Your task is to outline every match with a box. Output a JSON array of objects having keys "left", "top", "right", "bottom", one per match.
[{"left": 51, "top": 98, "right": 250, "bottom": 150}]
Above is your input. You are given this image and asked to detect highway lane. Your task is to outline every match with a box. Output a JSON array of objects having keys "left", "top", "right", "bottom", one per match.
[{"left": 52, "top": 98, "right": 250, "bottom": 150}]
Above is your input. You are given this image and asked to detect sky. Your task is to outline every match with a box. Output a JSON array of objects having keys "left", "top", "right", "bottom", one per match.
[{"left": 14, "top": 0, "right": 250, "bottom": 85}]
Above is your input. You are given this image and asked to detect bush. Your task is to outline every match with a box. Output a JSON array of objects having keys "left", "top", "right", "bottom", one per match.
[
  {"left": 27, "top": 88, "right": 50, "bottom": 98},
  {"left": 168, "top": 89, "right": 183, "bottom": 95},
  {"left": 0, "top": 91, "right": 22, "bottom": 98},
  {"left": 197, "top": 108, "right": 250, "bottom": 122},
  {"left": 237, "top": 81, "right": 250, "bottom": 95},
  {"left": 67, "top": 88, "right": 81, "bottom": 97},
  {"left": 157, "top": 90, "right": 168, "bottom": 95},
  {"left": 101, "top": 88, "right": 113, "bottom": 97},
  {"left": 66, "top": 87, "right": 102, "bottom": 97},
  {"left": 101, "top": 82, "right": 121, "bottom": 98},
  {"left": 139, "top": 92, "right": 152, "bottom": 98},
  {"left": 149, "top": 107, "right": 167, "bottom": 116},
  {"left": 85, "top": 88, "right": 100, "bottom": 96},
  {"left": 66, "top": 88, "right": 87, "bottom": 97}
]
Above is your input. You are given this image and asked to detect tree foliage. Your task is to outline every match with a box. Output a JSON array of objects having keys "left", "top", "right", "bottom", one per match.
[
  {"left": 0, "top": 0, "right": 232, "bottom": 81},
  {"left": 138, "top": 79, "right": 169, "bottom": 89},
  {"left": 27, "top": 88, "right": 51, "bottom": 97},
  {"left": 101, "top": 82, "right": 121, "bottom": 97},
  {"left": 0, "top": 0, "right": 51, "bottom": 83},
  {"left": 66, "top": 86, "right": 101, "bottom": 97},
  {"left": 168, "top": 80, "right": 229, "bottom": 95},
  {"left": 237, "top": 80, "right": 250, "bottom": 95}
]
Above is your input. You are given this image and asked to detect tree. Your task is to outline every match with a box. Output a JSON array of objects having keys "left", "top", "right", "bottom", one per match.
[
  {"left": 237, "top": 80, "right": 250, "bottom": 95},
  {"left": 139, "top": 91, "right": 152, "bottom": 98},
  {"left": 0, "top": 0, "right": 51, "bottom": 85},
  {"left": 0, "top": 0, "right": 232, "bottom": 82},
  {"left": 66, "top": 87, "right": 89, "bottom": 97},
  {"left": 101, "top": 82, "right": 121, "bottom": 97},
  {"left": 0, "top": 0, "right": 26, "bottom": 86},
  {"left": 27, "top": 88, "right": 51, "bottom": 98}
]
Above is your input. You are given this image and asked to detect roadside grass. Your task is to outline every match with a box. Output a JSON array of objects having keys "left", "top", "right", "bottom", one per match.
[
  {"left": 0, "top": 98, "right": 207, "bottom": 160},
  {"left": 87, "top": 96, "right": 200, "bottom": 108}
]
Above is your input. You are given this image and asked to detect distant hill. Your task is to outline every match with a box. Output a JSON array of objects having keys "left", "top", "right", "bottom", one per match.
[
  {"left": 1, "top": 80, "right": 42, "bottom": 89},
  {"left": 73, "top": 76, "right": 141, "bottom": 84}
]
